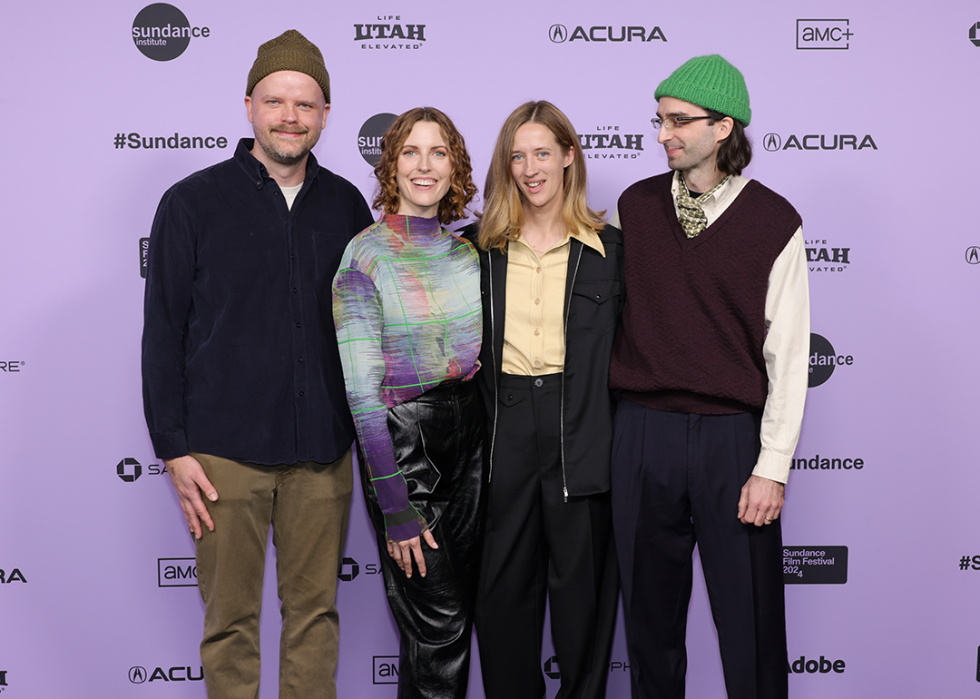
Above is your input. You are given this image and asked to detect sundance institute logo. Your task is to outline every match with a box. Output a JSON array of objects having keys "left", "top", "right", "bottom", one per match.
[
  {"left": 808, "top": 333, "right": 852, "bottom": 388},
  {"left": 132, "top": 3, "right": 210, "bottom": 61},
  {"left": 358, "top": 113, "right": 397, "bottom": 165}
]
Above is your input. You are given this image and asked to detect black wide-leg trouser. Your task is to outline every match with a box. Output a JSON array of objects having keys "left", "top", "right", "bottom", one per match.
[
  {"left": 612, "top": 400, "right": 787, "bottom": 699},
  {"left": 361, "top": 379, "right": 487, "bottom": 699},
  {"left": 475, "top": 373, "right": 619, "bottom": 699}
]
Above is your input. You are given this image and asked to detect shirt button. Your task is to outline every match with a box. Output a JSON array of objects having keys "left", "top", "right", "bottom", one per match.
[
  {"left": 298, "top": 391, "right": 305, "bottom": 397},
  {"left": 298, "top": 357, "right": 304, "bottom": 363},
  {"left": 534, "top": 378, "right": 544, "bottom": 388},
  {"left": 293, "top": 287, "right": 298, "bottom": 294},
  {"left": 533, "top": 329, "right": 540, "bottom": 336},
  {"left": 536, "top": 267, "right": 542, "bottom": 273},
  {"left": 296, "top": 322, "right": 301, "bottom": 328},
  {"left": 533, "top": 360, "right": 541, "bottom": 368},
  {"left": 534, "top": 298, "right": 540, "bottom": 305}
]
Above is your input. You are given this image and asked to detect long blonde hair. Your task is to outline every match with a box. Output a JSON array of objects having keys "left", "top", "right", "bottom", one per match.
[{"left": 478, "top": 101, "right": 604, "bottom": 252}]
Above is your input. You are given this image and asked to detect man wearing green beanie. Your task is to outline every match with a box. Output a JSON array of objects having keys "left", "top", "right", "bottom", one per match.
[
  {"left": 142, "top": 29, "right": 373, "bottom": 699},
  {"left": 608, "top": 54, "right": 810, "bottom": 699}
]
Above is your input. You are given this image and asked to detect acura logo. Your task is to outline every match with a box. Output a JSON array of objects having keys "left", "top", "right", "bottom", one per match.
[
  {"left": 763, "top": 133, "right": 782, "bottom": 151},
  {"left": 549, "top": 24, "right": 568, "bottom": 43},
  {"left": 129, "top": 666, "right": 148, "bottom": 684},
  {"left": 966, "top": 246, "right": 980, "bottom": 264}
]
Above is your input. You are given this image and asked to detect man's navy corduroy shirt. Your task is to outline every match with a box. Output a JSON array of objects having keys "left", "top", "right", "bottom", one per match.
[{"left": 142, "top": 138, "right": 374, "bottom": 466}]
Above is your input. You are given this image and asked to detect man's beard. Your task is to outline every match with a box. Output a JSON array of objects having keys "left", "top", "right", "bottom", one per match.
[{"left": 254, "top": 125, "right": 316, "bottom": 165}]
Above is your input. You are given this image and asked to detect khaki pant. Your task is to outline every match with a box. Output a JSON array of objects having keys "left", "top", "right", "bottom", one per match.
[{"left": 191, "top": 451, "right": 352, "bottom": 699}]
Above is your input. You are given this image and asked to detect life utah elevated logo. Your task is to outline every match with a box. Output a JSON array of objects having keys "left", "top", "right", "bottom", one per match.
[{"left": 354, "top": 15, "right": 426, "bottom": 50}]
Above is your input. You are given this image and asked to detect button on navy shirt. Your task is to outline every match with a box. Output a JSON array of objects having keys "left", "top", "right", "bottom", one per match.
[{"left": 142, "top": 139, "right": 374, "bottom": 466}]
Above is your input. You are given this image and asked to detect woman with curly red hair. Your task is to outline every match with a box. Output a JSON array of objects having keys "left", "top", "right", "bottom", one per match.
[{"left": 333, "top": 107, "right": 484, "bottom": 698}]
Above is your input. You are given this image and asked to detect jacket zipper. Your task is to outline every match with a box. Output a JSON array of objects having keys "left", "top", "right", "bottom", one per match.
[
  {"left": 487, "top": 252, "right": 498, "bottom": 483},
  {"left": 559, "top": 246, "right": 584, "bottom": 502}
]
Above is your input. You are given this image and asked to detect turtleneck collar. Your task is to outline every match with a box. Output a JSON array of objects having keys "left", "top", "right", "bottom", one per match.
[{"left": 381, "top": 212, "right": 443, "bottom": 239}]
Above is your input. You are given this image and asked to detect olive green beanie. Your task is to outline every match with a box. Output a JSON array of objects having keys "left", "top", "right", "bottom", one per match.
[
  {"left": 246, "top": 29, "right": 330, "bottom": 103},
  {"left": 655, "top": 54, "right": 751, "bottom": 126}
]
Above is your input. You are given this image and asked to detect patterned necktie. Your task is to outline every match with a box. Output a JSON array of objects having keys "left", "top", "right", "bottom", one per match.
[{"left": 675, "top": 174, "right": 729, "bottom": 238}]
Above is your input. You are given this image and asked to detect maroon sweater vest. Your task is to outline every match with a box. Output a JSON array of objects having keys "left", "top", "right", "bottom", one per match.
[{"left": 610, "top": 172, "right": 802, "bottom": 415}]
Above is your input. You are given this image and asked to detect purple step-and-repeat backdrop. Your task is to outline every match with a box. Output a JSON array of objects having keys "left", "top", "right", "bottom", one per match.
[{"left": 2, "top": 1, "right": 980, "bottom": 697}]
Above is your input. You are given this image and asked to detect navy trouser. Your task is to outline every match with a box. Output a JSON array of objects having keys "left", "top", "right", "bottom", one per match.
[{"left": 611, "top": 400, "right": 787, "bottom": 699}]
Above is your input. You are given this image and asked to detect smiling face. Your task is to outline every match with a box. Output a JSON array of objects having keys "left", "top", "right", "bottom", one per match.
[
  {"left": 655, "top": 96, "right": 729, "bottom": 181},
  {"left": 394, "top": 121, "right": 453, "bottom": 218},
  {"left": 245, "top": 70, "right": 329, "bottom": 168},
  {"left": 510, "top": 122, "right": 574, "bottom": 215}
]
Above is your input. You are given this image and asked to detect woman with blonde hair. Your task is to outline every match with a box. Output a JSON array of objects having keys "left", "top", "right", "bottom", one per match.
[
  {"left": 333, "top": 106, "right": 484, "bottom": 699},
  {"left": 462, "top": 100, "right": 622, "bottom": 699}
]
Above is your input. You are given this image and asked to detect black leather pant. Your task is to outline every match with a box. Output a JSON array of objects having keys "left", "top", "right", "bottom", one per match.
[{"left": 361, "top": 379, "right": 487, "bottom": 699}]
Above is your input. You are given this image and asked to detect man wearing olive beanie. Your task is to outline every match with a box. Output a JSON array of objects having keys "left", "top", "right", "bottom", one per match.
[
  {"left": 142, "top": 29, "right": 373, "bottom": 699},
  {"left": 609, "top": 55, "right": 810, "bottom": 699}
]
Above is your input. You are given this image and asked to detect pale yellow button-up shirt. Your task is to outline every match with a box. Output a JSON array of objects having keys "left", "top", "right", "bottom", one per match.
[{"left": 501, "top": 227, "right": 605, "bottom": 376}]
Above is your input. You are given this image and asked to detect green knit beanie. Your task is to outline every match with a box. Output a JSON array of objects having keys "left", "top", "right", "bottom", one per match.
[
  {"left": 246, "top": 29, "right": 330, "bottom": 103},
  {"left": 655, "top": 54, "right": 751, "bottom": 126}
]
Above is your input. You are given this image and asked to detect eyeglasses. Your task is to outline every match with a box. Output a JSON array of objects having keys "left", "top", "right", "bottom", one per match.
[{"left": 651, "top": 115, "right": 713, "bottom": 130}]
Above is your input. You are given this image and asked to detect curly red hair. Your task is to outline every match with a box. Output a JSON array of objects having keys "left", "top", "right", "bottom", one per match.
[{"left": 372, "top": 107, "right": 477, "bottom": 224}]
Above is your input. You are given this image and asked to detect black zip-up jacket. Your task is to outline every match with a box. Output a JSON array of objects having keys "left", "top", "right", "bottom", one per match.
[{"left": 460, "top": 223, "right": 624, "bottom": 496}]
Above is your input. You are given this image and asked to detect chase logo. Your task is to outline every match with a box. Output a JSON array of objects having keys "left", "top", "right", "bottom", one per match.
[
  {"left": 338, "top": 556, "right": 360, "bottom": 582},
  {"left": 117, "top": 457, "right": 142, "bottom": 482},
  {"left": 797, "top": 19, "right": 852, "bottom": 50},
  {"left": 970, "top": 22, "right": 980, "bottom": 47},
  {"left": 544, "top": 655, "right": 561, "bottom": 680}
]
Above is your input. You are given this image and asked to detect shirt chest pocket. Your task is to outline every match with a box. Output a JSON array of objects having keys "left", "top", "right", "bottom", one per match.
[{"left": 569, "top": 280, "right": 620, "bottom": 335}]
